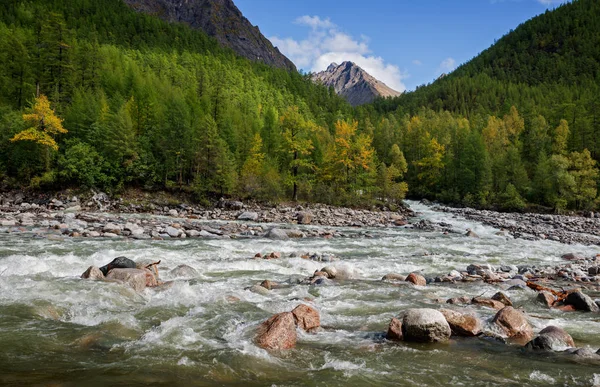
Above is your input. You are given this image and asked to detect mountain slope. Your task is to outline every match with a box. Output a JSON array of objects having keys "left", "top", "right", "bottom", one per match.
[
  {"left": 312, "top": 62, "right": 401, "bottom": 106},
  {"left": 122, "top": 0, "right": 296, "bottom": 71}
]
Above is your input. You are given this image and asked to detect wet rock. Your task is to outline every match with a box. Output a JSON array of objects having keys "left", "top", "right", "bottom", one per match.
[
  {"left": 255, "top": 312, "right": 297, "bottom": 350},
  {"left": 260, "top": 280, "right": 279, "bottom": 290},
  {"left": 440, "top": 309, "right": 482, "bottom": 337},
  {"left": 168, "top": 209, "right": 178, "bottom": 217},
  {"left": 143, "top": 268, "right": 159, "bottom": 287},
  {"left": 296, "top": 211, "right": 313, "bottom": 225},
  {"left": 406, "top": 273, "right": 426, "bottom": 286},
  {"left": 265, "top": 228, "right": 289, "bottom": 240},
  {"left": 492, "top": 306, "right": 533, "bottom": 344},
  {"left": 386, "top": 317, "right": 403, "bottom": 341},
  {"left": 502, "top": 279, "right": 528, "bottom": 289},
  {"left": 471, "top": 297, "right": 505, "bottom": 310},
  {"left": 81, "top": 266, "right": 105, "bottom": 280},
  {"left": 465, "top": 229, "right": 479, "bottom": 238},
  {"left": 446, "top": 296, "right": 471, "bottom": 305},
  {"left": 401, "top": 308, "right": 451, "bottom": 343},
  {"left": 102, "top": 223, "right": 121, "bottom": 234},
  {"left": 536, "top": 291, "right": 555, "bottom": 308},
  {"left": 248, "top": 284, "right": 270, "bottom": 296},
  {"left": 565, "top": 290, "right": 600, "bottom": 312},
  {"left": 99, "top": 256, "right": 137, "bottom": 276},
  {"left": 569, "top": 347, "right": 597, "bottom": 358},
  {"left": 291, "top": 304, "right": 320, "bottom": 332},
  {"left": 525, "top": 326, "right": 574, "bottom": 351},
  {"left": 165, "top": 226, "right": 181, "bottom": 238},
  {"left": 238, "top": 212, "right": 259, "bottom": 221},
  {"left": 170, "top": 264, "right": 198, "bottom": 278},
  {"left": 382, "top": 273, "right": 407, "bottom": 282},
  {"left": 106, "top": 268, "right": 147, "bottom": 292},
  {"left": 321, "top": 266, "right": 337, "bottom": 279},
  {"left": 286, "top": 229, "right": 305, "bottom": 238},
  {"left": 491, "top": 292, "right": 513, "bottom": 307}
]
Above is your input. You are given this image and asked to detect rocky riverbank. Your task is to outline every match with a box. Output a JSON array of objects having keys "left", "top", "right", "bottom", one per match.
[
  {"left": 432, "top": 203, "right": 600, "bottom": 246},
  {"left": 0, "top": 191, "right": 413, "bottom": 240}
]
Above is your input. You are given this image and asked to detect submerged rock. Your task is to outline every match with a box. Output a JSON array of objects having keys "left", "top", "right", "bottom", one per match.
[
  {"left": 471, "top": 297, "right": 505, "bottom": 310},
  {"left": 170, "top": 264, "right": 198, "bottom": 278},
  {"left": 536, "top": 291, "right": 555, "bottom": 308},
  {"left": 440, "top": 309, "right": 482, "bottom": 337},
  {"left": 492, "top": 306, "right": 533, "bottom": 344},
  {"left": 382, "top": 273, "right": 407, "bottom": 282},
  {"left": 291, "top": 304, "right": 320, "bottom": 332},
  {"left": 491, "top": 292, "right": 513, "bottom": 307},
  {"left": 525, "top": 326, "right": 575, "bottom": 351},
  {"left": 401, "top": 308, "right": 451, "bottom": 343},
  {"left": 255, "top": 312, "right": 297, "bottom": 350},
  {"left": 106, "top": 268, "right": 147, "bottom": 292},
  {"left": 81, "top": 266, "right": 105, "bottom": 280}
]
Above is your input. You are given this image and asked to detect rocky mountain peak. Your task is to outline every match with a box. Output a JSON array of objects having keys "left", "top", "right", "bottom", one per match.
[
  {"left": 122, "top": 0, "right": 296, "bottom": 71},
  {"left": 312, "top": 62, "right": 401, "bottom": 106}
]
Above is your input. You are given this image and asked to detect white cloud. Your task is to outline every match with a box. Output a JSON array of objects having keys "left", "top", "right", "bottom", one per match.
[
  {"left": 270, "top": 16, "right": 406, "bottom": 92},
  {"left": 437, "top": 57, "right": 456, "bottom": 75}
]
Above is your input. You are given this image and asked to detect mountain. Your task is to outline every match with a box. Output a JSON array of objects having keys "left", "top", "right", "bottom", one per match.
[
  {"left": 122, "top": 0, "right": 296, "bottom": 71},
  {"left": 312, "top": 62, "right": 401, "bottom": 106}
]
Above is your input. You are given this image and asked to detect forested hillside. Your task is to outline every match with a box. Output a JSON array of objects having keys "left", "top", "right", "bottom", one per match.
[{"left": 0, "top": 0, "right": 598, "bottom": 211}]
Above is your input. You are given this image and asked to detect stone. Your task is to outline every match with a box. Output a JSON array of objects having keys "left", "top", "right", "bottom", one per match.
[
  {"left": 1, "top": 219, "right": 16, "bottom": 227},
  {"left": 255, "top": 312, "right": 297, "bottom": 350},
  {"left": 144, "top": 268, "right": 159, "bottom": 287},
  {"left": 386, "top": 317, "right": 403, "bottom": 341},
  {"left": 249, "top": 285, "right": 270, "bottom": 296},
  {"left": 170, "top": 264, "right": 198, "bottom": 278},
  {"left": 238, "top": 212, "right": 259, "bottom": 221},
  {"left": 491, "top": 292, "right": 513, "bottom": 306},
  {"left": 291, "top": 304, "right": 320, "bottom": 332},
  {"left": 565, "top": 290, "right": 600, "bottom": 312},
  {"left": 446, "top": 296, "right": 471, "bottom": 305},
  {"left": 525, "top": 326, "right": 575, "bottom": 351},
  {"left": 265, "top": 228, "right": 289, "bottom": 240},
  {"left": 296, "top": 211, "right": 313, "bottom": 225},
  {"left": 440, "top": 309, "right": 482, "bottom": 337},
  {"left": 102, "top": 223, "right": 121, "bottom": 234},
  {"left": 321, "top": 266, "right": 337, "bottom": 279},
  {"left": 466, "top": 229, "right": 479, "bottom": 238},
  {"left": 492, "top": 306, "right": 534, "bottom": 344},
  {"left": 260, "top": 280, "right": 279, "bottom": 290},
  {"left": 471, "top": 297, "right": 505, "bottom": 310},
  {"left": 99, "top": 256, "right": 137, "bottom": 276},
  {"left": 81, "top": 266, "right": 105, "bottom": 280},
  {"left": 401, "top": 308, "right": 451, "bottom": 343},
  {"left": 165, "top": 226, "right": 181, "bottom": 238},
  {"left": 536, "top": 291, "right": 555, "bottom": 308},
  {"left": 64, "top": 205, "right": 81, "bottom": 213},
  {"left": 561, "top": 253, "right": 586, "bottom": 261},
  {"left": 168, "top": 209, "right": 178, "bottom": 217},
  {"left": 106, "top": 268, "right": 147, "bottom": 292},
  {"left": 406, "top": 272, "right": 426, "bottom": 286},
  {"left": 286, "top": 229, "right": 305, "bottom": 238},
  {"left": 382, "top": 273, "right": 407, "bottom": 282}
]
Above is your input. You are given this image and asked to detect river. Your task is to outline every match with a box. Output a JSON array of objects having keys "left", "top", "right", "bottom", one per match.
[{"left": 1, "top": 201, "right": 599, "bottom": 386}]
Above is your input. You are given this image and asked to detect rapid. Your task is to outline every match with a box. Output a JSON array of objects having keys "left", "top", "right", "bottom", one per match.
[{"left": 1, "top": 201, "right": 599, "bottom": 386}]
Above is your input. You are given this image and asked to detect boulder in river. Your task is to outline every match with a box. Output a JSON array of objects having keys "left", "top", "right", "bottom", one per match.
[
  {"left": 536, "top": 291, "right": 555, "bottom": 308},
  {"left": 255, "top": 312, "right": 297, "bottom": 350},
  {"left": 386, "top": 317, "right": 403, "bottom": 341},
  {"left": 491, "top": 306, "right": 533, "bottom": 344},
  {"left": 565, "top": 290, "right": 599, "bottom": 312},
  {"left": 465, "top": 229, "right": 479, "bottom": 238},
  {"left": 471, "top": 297, "right": 505, "bottom": 310},
  {"left": 320, "top": 266, "right": 337, "bottom": 279},
  {"left": 561, "top": 253, "right": 586, "bottom": 261},
  {"left": 106, "top": 268, "right": 147, "bottom": 292},
  {"left": 440, "top": 309, "right": 482, "bottom": 337},
  {"left": 296, "top": 211, "right": 313, "bottom": 225},
  {"left": 406, "top": 273, "right": 426, "bottom": 286},
  {"left": 170, "top": 264, "right": 198, "bottom": 278},
  {"left": 401, "top": 308, "right": 451, "bottom": 343},
  {"left": 491, "top": 292, "right": 513, "bottom": 307},
  {"left": 265, "top": 228, "right": 289, "bottom": 240},
  {"left": 291, "top": 304, "right": 320, "bottom": 332},
  {"left": 81, "top": 266, "right": 105, "bottom": 280},
  {"left": 99, "top": 256, "right": 137, "bottom": 276},
  {"left": 382, "top": 273, "right": 407, "bottom": 282},
  {"left": 525, "top": 326, "right": 575, "bottom": 351}
]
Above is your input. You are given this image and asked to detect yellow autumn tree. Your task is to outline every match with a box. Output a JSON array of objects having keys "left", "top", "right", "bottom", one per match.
[{"left": 11, "top": 94, "right": 67, "bottom": 151}]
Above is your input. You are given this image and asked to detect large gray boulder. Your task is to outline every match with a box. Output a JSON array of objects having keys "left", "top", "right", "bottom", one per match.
[
  {"left": 401, "top": 309, "right": 451, "bottom": 343},
  {"left": 565, "top": 291, "right": 599, "bottom": 312},
  {"left": 525, "top": 326, "right": 575, "bottom": 351},
  {"left": 265, "top": 228, "right": 289, "bottom": 240},
  {"left": 238, "top": 212, "right": 259, "bottom": 221}
]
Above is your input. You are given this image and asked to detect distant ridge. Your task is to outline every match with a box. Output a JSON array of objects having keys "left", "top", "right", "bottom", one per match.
[{"left": 122, "top": 0, "right": 297, "bottom": 71}]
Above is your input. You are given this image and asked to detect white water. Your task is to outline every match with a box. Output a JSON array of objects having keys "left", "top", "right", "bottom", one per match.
[{"left": 0, "top": 201, "right": 599, "bottom": 386}]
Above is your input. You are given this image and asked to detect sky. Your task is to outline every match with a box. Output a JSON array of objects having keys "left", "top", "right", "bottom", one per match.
[{"left": 235, "top": 0, "right": 569, "bottom": 92}]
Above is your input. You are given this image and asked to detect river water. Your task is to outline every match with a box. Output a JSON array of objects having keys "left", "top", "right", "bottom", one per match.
[{"left": 1, "top": 202, "right": 599, "bottom": 386}]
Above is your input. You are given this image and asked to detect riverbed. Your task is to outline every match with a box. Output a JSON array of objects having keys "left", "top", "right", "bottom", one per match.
[{"left": 1, "top": 201, "right": 599, "bottom": 386}]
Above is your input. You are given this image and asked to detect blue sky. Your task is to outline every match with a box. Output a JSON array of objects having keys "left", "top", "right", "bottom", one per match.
[{"left": 235, "top": 0, "right": 568, "bottom": 92}]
